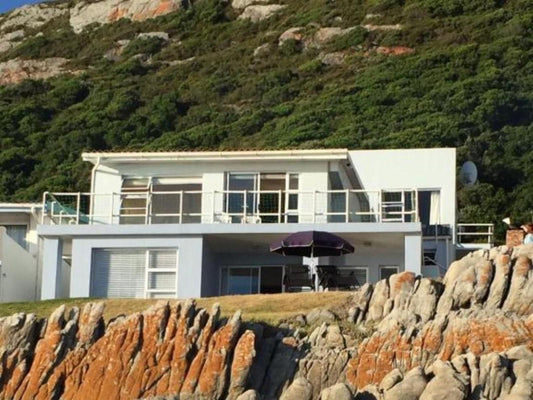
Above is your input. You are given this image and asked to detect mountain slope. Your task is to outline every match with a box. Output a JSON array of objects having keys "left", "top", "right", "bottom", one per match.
[{"left": 0, "top": 0, "right": 531, "bottom": 237}]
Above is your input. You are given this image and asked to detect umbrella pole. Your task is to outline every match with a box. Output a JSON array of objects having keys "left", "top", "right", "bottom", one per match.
[{"left": 312, "top": 247, "right": 319, "bottom": 292}]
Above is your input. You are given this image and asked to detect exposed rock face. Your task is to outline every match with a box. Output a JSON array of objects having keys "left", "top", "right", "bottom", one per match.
[
  {"left": 238, "top": 4, "right": 286, "bottom": 22},
  {"left": 0, "top": 245, "right": 531, "bottom": 399},
  {"left": 70, "top": 0, "right": 186, "bottom": 33},
  {"left": 232, "top": 0, "right": 270, "bottom": 9},
  {"left": 0, "top": 3, "right": 67, "bottom": 31},
  {"left": 0, "top": 58, "right": 77, "bottom": 85},
  {"left": 0, "top": 29, "right": 25, "bottom": 54},
  {"left": 376, "top": 46, "right": 415, "bottom": 56}
]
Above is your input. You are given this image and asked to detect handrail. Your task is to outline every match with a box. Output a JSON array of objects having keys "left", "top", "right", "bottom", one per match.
[{"left": 42, "top": 188, "right": 421, "bottom": 226}]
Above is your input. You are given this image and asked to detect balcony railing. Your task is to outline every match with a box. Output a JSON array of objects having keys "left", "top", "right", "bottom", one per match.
[
  {"left": 42, "top": 189, "right": 419, "bottom": 225},
  {"left": 456, "top": 223, "right": 494, "bottom": 247}
]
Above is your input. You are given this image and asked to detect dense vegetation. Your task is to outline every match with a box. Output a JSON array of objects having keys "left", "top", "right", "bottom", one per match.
[{"left": 0, "top": 0, "right": 531, "bottom": 239}]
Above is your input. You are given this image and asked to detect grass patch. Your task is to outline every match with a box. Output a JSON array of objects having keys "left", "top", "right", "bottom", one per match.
[{"left": 0, "top": 291, "right": 352, "bottom": 326}]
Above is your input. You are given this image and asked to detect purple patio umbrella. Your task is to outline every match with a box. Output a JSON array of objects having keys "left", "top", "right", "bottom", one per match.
[{"left": 270, "top": 231, "right": 354, "bottom": 290}]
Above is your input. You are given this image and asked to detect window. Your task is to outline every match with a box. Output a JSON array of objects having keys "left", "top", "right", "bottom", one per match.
[
  {"left": 90, "top": 248, "right": 178, "bottom": 298},
  {"left": 338, "top": 266, "right": 368, "bottom": 286},
  {"left": 151, "top": 178, "right": 202, "bottom": 224},
  {"left": 418, "top": 190, "right": 441, "bottom": 234},
  {"left": 220, "top": 266, "right": 284, "bottom": 295},
  {"left": 224, "top": 173, "right": 299, "bottom": 223},
  {"left": 3, "top": 225, "right": 28, "bottom": 250},
  {"left": 120, "top": 178, "right": 150, "bottom": 224},
  {"left": 380, "top": 266, "right": 399, "bottom": 280}
]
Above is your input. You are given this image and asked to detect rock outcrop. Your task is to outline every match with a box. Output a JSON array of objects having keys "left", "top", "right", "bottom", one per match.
[
  {"left": 238, "top": 5, "right": 286, "bottom": 22},
  {"left": 0, "top": 245, "right": 531, "bottom": 399},
  {"left": 0, "top": 58, "right": 78, "bottom": 85},
  {"left": 0, "top": 3, "right": 68, "bottom": 31},
  {"left": 70, "top": 0, "right": 187, "bottom": 33}
]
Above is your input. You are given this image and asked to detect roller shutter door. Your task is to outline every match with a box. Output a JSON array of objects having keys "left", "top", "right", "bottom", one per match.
[{"left": 90, "top": 249, "right": 146, "bottom": 298}]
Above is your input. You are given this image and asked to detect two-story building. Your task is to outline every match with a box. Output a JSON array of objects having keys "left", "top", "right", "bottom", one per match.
[{"left": 29, "top": 148, "right": 494, "bottom": 301}]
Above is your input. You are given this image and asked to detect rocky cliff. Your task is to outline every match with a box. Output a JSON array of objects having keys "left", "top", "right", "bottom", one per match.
[{"left": 0, "top": 245, "right": 532, "bottom": 400}]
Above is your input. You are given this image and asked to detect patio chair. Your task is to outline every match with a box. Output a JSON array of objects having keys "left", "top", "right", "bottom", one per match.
[{"left": 283, "top": 265, "right": 315, "bottom": 292}]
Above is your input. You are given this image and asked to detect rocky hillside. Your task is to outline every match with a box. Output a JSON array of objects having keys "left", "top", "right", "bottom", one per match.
[
  {"left": 1, "top": 244, "right": 532, "bottom": 399},
  {"left": 0, "top": 0, "right": 531, "bottom": 233}
]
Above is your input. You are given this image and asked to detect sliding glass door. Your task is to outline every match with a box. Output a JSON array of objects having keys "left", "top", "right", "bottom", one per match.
[{"left": 221, "top": 266, "right": 284, "bottom": 295}]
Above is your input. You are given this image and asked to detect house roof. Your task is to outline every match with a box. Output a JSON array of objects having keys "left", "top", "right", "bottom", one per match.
[{"left": 82, "top": 149, "right": 349, "bottom": 164}]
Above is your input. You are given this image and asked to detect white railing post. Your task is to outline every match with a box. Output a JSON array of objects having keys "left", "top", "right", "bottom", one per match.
[
  {"left": 76, "top": 192, "right": 81, "bottom": 225},
  {"left": 379, "top": 190, "right": 383, "bottom": 222},
  {"left": 278, "top": 190, "right": 282, "bottom": 223},
  {"left": 312, "top": 191, "right": 316, "bottom": 223},
  {"left": 41, "top": 191, "right": 48, "bottom": 224},
  {"left": 109, "top": 193, "right": 114, "bottom": 224},
  {"left": 243, "top": 190, "right": 247, "bottom": 222},
  {"left": 179, "top": 191, "right": 184, "bottom": 224},
  {"left": 345, "top": 189, "right": 349, "bottom": 223}
]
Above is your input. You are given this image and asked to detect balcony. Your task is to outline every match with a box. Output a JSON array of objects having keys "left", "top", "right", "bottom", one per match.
[
  {"left": 42, "top": 189, "right": 419, "bottom": 226},
  {"left": 456, "top": 223, "right": 494, "bottom": 249}
]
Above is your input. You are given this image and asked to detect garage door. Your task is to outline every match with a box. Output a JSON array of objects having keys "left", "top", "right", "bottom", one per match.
[{"left": 91, "top": 249, "right": 178, "bottom": 298}]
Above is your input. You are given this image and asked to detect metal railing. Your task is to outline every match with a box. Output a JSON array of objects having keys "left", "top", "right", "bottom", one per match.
[
  {"left": 456, "top": 223, "right": 494, "bottom": 247},
  {"left": 41, "top": 189, "right": 419, "bottom": 226}
]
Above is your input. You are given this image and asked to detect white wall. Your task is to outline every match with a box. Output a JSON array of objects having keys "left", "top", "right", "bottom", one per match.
[
  {"left": 0, "top": 227, "right": 37, "bottom": 302},
  {"left": 349, "top": 149, "right": 456, "bottom": 228},
  {"left": 92, "top": 159, "right": 334, "bottom": 223},
  {"left": 68, "top": 236, "right": 204, "bottom": 299}
]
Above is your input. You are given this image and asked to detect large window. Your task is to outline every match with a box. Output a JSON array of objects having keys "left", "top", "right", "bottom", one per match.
[
  {"left": 379, "top": 266, "right": 399, "bottom": 280},
  {"left": 224, "top": 173, "right": 298, "bottom": 223},
  {"left": 119, "top": 177, "right": 202, "bottom": 224},
  {"left": 119, "top": 178, "right": 150, "bottom": 224},
  {"left": 3, "top": 225, "right": 28, "bottom": 250},
  {"left": 220, "top": 266, "right": 284, "bottom": 295},
  {"left": 151, "top": 178, "right": 202, "bottom": 224},
  {"left": 91, "top": 248, "right": 178, "bottom": 298}
]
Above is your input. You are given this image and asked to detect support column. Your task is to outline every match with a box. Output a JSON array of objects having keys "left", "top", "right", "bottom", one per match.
[
  {"left": 41, "top": 238, "right": 63, "bottom": 300},
  {"left": 404, "top": 234, "right": 422, "bottom": 276}
]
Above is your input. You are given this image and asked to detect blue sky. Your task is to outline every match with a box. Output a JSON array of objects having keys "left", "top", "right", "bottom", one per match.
[{"left": 0, "top": 0, "right": 47, "bottom": 14}]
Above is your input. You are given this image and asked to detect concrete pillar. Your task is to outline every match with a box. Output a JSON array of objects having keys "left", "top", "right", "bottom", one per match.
[
  {"left": 41, "top": 238, "right": 63, "bottom": 300},
  {"left": 404, "top": 234, "right": 422, "bottom": 276},
  {"left": 177, "top": 237, "right": 203, "bottom": 298}
]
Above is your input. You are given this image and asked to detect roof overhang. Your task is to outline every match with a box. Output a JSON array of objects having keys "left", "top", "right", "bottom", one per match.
[
  {"left": 82, "top": 149, "right": 349, "bottom": 164},
  {"left": 0, "top": 203, "right": 42, "bottom": 213}
]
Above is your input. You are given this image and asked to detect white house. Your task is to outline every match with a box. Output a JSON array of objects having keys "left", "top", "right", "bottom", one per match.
[{"left": 2, "top": 148, "right": 495, "bottom": 301}]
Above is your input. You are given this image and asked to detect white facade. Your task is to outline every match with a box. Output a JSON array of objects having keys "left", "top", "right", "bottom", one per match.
[
  {"left": 0, "top": 204, "right": 42, "bottom": 302},
  {"left": 21, "top": 148, "right": 492, "bottom": 301}
]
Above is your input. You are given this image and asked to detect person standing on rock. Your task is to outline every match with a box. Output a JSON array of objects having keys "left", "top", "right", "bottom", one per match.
[{"left": 521, "top": 223, "right": 533, "bottom": 244}]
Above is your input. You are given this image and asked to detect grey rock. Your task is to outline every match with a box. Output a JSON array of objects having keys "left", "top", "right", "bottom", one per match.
[
  {"left": 238, "top": 5, "right": 286, "bottom": 22},
  {"left": 306, "top": 308, "right": 337, "bottom": 325},
  {"left": 383, "top": 367, "right": 427, "bottom": 400},
  {"left": 280, "top": 377, "right": 313, "bottom": 400},
  {"left": 320, "top": 382, "right": 353, "bottom": 400},
  {"left": 420, "top": 360, "right": 468, "bottom": 400},
  {"left": 236, "top": 389, "right": 260, "bottom": 400}
]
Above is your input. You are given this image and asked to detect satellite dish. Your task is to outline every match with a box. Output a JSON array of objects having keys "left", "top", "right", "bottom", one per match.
[{"left": 460, "top": 161, "right": 478, "bottom": 187}]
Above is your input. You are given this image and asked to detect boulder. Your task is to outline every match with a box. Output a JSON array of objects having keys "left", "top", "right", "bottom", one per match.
[
  {"left": 320, "top": 382, "right": 353, "bottom": 400},
  {"left": 236, "top": 390, "right": 260, "bottom": 400},
  {"left": 137, "top": 32, "right": 170, "bottom": 41},
  {"left": 383, "top": 367, "right": 427, "bottom": 400},
  {"left": 232, "top": 0, "right": 270, "bottom": 9},
  {"left": 279, "top": 27, "right": 304, "bottom": 46},
  {"left": 238, "top": 4, "right": 286, "bottom": 22},
  {"left": 306, "top": 308, "right": 338, "bottom": 325},
  {"left": 420, "top": 360, "right": 468, "bottom": 400},
  {"left": 280, "top": 377, "right": 313, "bottom": 400}
]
